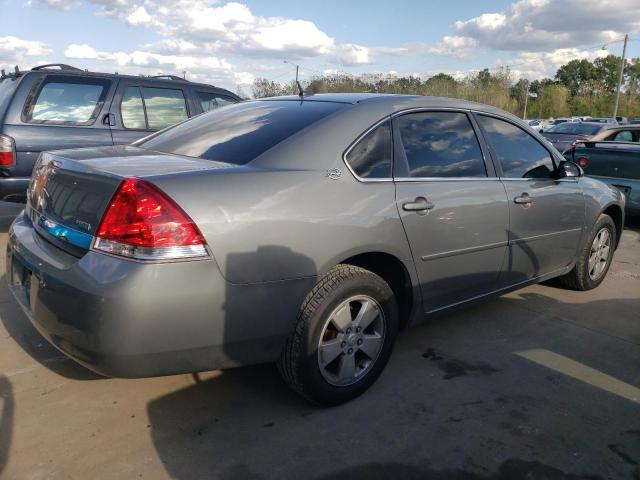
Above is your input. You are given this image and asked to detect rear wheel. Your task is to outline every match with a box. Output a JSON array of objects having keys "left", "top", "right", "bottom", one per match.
[
  {"left": 278, "top": 265, "right": 398, "bottom": 406},
  {"left": 558, "top": 214, "right": 616, "bottom": 291}
]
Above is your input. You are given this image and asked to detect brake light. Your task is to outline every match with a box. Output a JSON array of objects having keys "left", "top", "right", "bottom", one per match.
[
  {"left": 577, "top": 156, "right": 589, "bottom": 168},
  {"left": 93, "top": 178, "right": 208, "bottom": 261},
  {"left": 0, "top": 134, "right": 15, "bottom": 167}
]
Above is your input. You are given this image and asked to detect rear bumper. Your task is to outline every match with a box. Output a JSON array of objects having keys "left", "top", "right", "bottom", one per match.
[
  {"left": 6, "top": 213, "right": 314, "bottom": 377},
  {"left": 0, "top": 177, "right": 29, "bottom": 201}
]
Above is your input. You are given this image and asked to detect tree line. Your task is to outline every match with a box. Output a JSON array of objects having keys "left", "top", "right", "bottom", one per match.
[{"left": 251, "top": 54, "right": 640, "bottom": 120}]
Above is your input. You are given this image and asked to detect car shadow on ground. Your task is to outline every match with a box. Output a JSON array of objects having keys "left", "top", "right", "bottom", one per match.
[{"left": 145, "top": 292, "right": 640, "bottom": 480}]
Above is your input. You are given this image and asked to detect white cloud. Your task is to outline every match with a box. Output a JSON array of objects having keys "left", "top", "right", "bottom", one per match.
[
  {"left": 26, "top": 0, "right": 81, "bottom": 10},
  {"left": 506, "top": 47, "right": 610, "bottom": 79},
  {"left": 0, "top": 36, "right": 52, "bottom": 69},
  {"left": 427, "top": 36, "right": 479, "bottom": 58},
  {"left": 454, "top": 0, "right": 640, "bottom": 52}
]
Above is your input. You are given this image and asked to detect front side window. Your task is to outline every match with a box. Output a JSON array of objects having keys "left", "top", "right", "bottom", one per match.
[
  {"left": 345, "top": 120, "right": 392, "bottom": 179},
  {"left": 478, "top": 115, "right": 555, "bottom": 179},
  {"left": 397, "top": 111, "right": 486, "bottom": 178},
  {"left": 197, "top": 91, "right": 237, "bottom": 112},
  {"left": 24, "top": 76, "right": 109, "bottom": 125},
  {"left": 120, "top": 86, "right": 188, "bottom": 131}
]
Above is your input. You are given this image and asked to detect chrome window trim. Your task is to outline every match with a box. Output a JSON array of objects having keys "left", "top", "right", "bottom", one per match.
[
  {"left": 342, "top": 116, "right": 394, "bottom": 183},
  {"left": 394, "top": 177, "right": 500, "bottom": 183}
]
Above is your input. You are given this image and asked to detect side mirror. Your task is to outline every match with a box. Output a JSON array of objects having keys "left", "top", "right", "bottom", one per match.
[{"left": 559, "top": 160, "right": 583, "bottom": 178}]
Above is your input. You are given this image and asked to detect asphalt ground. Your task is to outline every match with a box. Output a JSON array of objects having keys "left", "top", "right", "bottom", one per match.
[{"left": 0, "top": 202, "right": 638, "bottom": 480}]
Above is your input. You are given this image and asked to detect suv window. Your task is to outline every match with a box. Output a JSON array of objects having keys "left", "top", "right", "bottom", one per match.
[
  {"left": 136, "top": 100, "right": 345, "bottom": 165},
  {"left": 397, "top": 111, "right": 486, "bottom": 178},
  {"left": 478, "top": 115, "right": 555, "bottom": 179},
  {"left": 345, "top": 120, "right": 392, "bottom": 179},
  {"left": 23, "top": 75, "right": 110, "bottom": 125},
  {"left": 120, "top": 86, "right": 188, "bottom": 131},
  {"left": 612, "top": 130, "right": 633, "bottom": 142},
  {"left": 197, "top": 91, "right": 237, "bottom": 112}
]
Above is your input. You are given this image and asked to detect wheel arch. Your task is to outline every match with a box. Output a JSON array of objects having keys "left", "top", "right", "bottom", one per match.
[
  {"left": 602, "top": 203, "right": 624, "bottom": 249},
  {"left": 337, "top": 251, "right": 417, "bottom": 329}
]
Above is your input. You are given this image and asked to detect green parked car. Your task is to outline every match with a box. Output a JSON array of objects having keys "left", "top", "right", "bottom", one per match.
[{"left": 564, "top": 141, "right": 639, "bottom": 216}]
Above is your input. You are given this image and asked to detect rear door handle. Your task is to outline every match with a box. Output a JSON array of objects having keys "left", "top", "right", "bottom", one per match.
[
  {"left": 402, "top": 197, "right": 435, "bottom": 212},
  {"left": 514, "top": 193, "right": 533, "bottom": 205}
]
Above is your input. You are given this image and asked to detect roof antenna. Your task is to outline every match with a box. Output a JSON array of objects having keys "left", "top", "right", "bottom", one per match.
[
  {"left": 296, "top": 79, "right": 304, "bottom": 98},
  {"left": 14, "top": 65, "right": 19, "bottom": 76}
]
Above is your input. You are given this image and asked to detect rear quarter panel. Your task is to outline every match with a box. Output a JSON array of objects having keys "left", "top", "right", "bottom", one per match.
[{"left": 148, "top": 100, "right": 418, "bottom": 286}]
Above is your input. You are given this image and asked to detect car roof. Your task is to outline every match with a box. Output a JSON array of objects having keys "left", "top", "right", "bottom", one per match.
[
  {"left": 5, "top": 64, "right": 236, "bottom": 94},
  {"left": 258, "top": 93, "right": 514, "bottom": 117}
]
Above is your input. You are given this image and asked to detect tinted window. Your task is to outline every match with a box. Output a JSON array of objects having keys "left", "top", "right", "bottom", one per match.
[
  {"left": 142, "top": 87, "right": 188, "bottom": 131},
  {"left": 613, "top": 130, "right": 633, "bottom": 142},
  {"left": 24, "top": 76, "right": 109, "bottom": 124},
  {"left": 397, "top": 111, "right": 486, "bottom": 178},
  {"left": 346, "top": 121, "right": 392, "bottom": 179},
  {"left": 478, "top": 115, "right": 555, "bottom": 179},
  {"left": 197, "top": 91, "right": 237, "bottom": 112},
  {"left": 121, "top": 87, "right": 146, "bottom": 129},
  {"left": 546, "top": 123, "right": 603, "bottom": 135},
  {"left": 136, "top": 100, "right": 345, "bottom": 165}
]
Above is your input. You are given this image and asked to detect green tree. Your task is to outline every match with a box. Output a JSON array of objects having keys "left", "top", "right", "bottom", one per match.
[
  {"left": 555, "top": 59, "right": 596, "bottom": 96},
  {"left": 594, "top": 54, "right": 622, "bottom": 92}
]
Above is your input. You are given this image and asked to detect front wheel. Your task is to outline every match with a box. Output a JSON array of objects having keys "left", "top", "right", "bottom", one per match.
[
  {"left": 558, "top": 214, "right": 616, "bottom": 291},
  {"left": 278, "top": 265, "right": 398, "bottom": 406}
]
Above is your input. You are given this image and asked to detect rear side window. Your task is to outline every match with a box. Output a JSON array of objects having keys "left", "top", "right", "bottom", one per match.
[
  {"left": 612, "top": 130, "right": 633, "bottom": 142},
  {"left": 120, "top": 86, "right": 188, "bottom": 131},
  {"left": 197, "top": 91, "right": 237, "bottom": 112},
  {"left": 121, "top": 87, "right": 146, "bottom": 129},
  {"left": 478, "top": 115, "right": 555, "bottom": 179},
  {"left": 345, "top": 120, "right": 392, "bottom": 179},
  {"left": 23, "top": 75, "right": 110, "bottom": 125},
  {"left": 136, "top": 100, "right": 345, "bottom": 165},
  {"left": 397, "top": 111, "right": 486, "bottom": 178}
]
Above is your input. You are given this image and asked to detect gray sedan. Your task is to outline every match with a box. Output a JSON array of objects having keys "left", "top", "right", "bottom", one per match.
[{"left": 6, "top": 94, "right": 625, "bottom": 405}]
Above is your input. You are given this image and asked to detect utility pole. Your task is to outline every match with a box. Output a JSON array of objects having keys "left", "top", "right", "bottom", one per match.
[
  {"left": 523, "top": 80, "right": 530, "bottom": 120},
  {"left": 613, "top": 33, "right": 628, "bottom": 119}
]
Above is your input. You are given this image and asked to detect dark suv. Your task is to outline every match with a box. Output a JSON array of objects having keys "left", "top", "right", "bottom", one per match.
[{"left": 0, "top": 64, "right": 241, "bottom": 200}]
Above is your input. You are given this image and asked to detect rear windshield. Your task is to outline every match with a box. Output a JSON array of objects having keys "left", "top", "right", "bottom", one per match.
[
  {"left": 136, "top": 100, "right": 346, "bottom": 165},
  {"left": 546, "top": 123, "right": 603, "bottom": 135}
]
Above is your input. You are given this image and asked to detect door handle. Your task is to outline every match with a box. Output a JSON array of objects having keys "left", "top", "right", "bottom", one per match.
[
  {"left": 514, "top": 193, "right": 533, "bottom": 205},
  {"left": 102, "top": 113, "right": 116, "bottom": 126},
  {"left": 402, "top": 197, "right": 435, "bottom": 212}
]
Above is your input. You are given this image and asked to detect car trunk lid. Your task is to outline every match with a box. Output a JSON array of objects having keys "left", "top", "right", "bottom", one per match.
[{"left": 26, "top": 145, "right": 239, "bottom": 256}]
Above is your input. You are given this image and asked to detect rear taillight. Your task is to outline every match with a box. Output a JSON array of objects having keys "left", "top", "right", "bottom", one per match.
[
  {"left": 0, "top": 134, "right": 16, "bottom": 167},
  {"left": 93, "top": 178, "right": 208, "bottom": 261},
  {"left": 577, "top": 156, "right": 589, "bottom": 168}
]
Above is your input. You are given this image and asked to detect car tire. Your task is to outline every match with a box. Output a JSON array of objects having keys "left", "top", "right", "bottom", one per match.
[
  {"left": 558, "top": 214, "right": 616, "bottom": 291},
  {"left": 278, "top": 264, "right": 399, "bottom": 406}
]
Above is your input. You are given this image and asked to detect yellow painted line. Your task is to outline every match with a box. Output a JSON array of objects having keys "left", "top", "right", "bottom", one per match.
[{"left": 515, "top": 348, "right": 640, "bottom": 405}]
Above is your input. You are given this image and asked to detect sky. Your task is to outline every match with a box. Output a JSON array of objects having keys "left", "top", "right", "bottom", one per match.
[{"left": 2, "top": 0, "right": 640, "bottom": 96}]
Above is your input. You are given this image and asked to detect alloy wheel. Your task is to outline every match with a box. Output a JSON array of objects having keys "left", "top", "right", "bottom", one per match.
[{"left": 317, "top": 295, "right": 386, "bottom": 387}]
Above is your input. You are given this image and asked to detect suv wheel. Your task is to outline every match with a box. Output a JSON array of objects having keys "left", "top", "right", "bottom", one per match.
[
  {"left": 278, "top": 264, "right": 398, "bottom": 406},
  {"left": 558, "top": 214, "right": 616, "bottom": 291}
]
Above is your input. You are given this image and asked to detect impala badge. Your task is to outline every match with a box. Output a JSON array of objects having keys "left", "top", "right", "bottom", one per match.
[{"left": 327, "top": 168, "right": 342, "bottom": 180}]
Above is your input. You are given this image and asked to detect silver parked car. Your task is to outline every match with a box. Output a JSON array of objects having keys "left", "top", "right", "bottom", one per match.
[{"left": 6, "top": 94, "right": 625, "bottom": 405}]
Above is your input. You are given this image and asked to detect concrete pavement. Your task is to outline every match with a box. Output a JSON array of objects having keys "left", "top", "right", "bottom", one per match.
[{"left": 0, "top": 204, "right": 638, "bottom": 480}]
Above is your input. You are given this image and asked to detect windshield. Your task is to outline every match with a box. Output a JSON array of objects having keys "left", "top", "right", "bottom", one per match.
[
  {"left": 546, "top": 123, "right": 603, "bottom": 135},
  {"left": 136, "top": 100, "right": 346, "bottom": 165}
]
